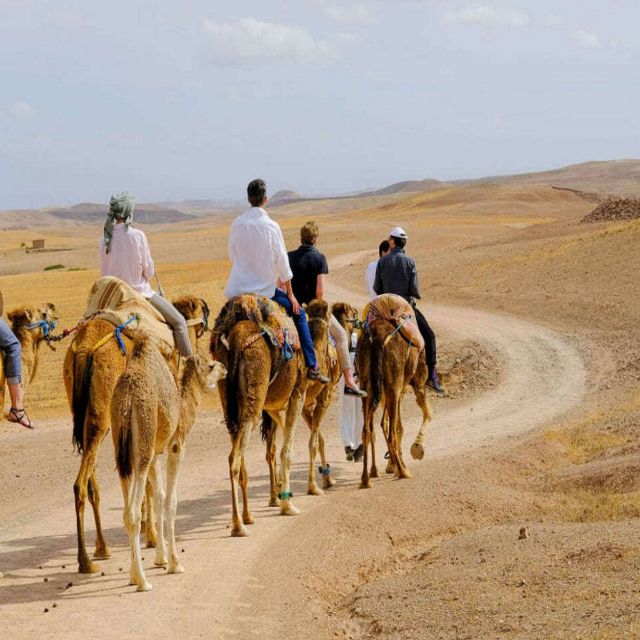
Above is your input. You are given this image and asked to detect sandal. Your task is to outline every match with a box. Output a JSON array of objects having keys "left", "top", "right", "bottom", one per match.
[{"left": 8, "top": 407, "right": 34, "bottom": 430}]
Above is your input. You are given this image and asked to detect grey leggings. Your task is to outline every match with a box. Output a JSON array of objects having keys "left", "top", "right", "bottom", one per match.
[
  {"left": 0, "top": 318, "right": 22, "bottom": 384},
  {"left": 149, "top": 294, "right": 192, "bottom": 357}
]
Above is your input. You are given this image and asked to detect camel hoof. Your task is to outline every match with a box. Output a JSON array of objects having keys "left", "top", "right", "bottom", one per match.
[
  {"left": 410, "top": 442, "right": 425, "bottom": 460},
  {"left": 268, "top": 497, "right": 281, "bottom": 508},
  {"left": 359, "top": 480, "right": 371, "bottom": 489},
  {"left": 280, "top": 503, "right": 300, "bottom": 516},
  {"left": 231, "top": 524, "right": 249, "bottom": 537},
  {"left": 385, "top": 461, "right": 396, "bottom": 475},
  {"left": 136, "top": 581, "right": 153, "bottom": 592},
  {"left": 370, "top": 467, "right": 379, "bottom": 479},
  {"left": 154, "top": 559, "right": 167, "bottom": 568},
  {"left": 145, "top": 539, "right": 157, "bottom": 549},
  {"left": 168, "top": 562, "right": 185, "bottom": 574},
  {"left": 93, "top": 547, "right": 111, "bottom": 560},
  {"left": 322, "top": 476, "right": 336, "bottom": 489},
  {"left": 78, "top": 560, "right": 100, "bottom": 574},
  {"left": 399, "top": 468, "right": 412, "bottom": 479},
  {"left": 308, "top": 485, "right": 324, "bottom": 496},
  {"left": 242, "top": 513, "right": 255, "bottom": 525}
]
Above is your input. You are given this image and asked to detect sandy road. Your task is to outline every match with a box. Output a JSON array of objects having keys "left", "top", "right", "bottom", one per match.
[{"left": 0, "top": 276, "right": 585, "bottom": 639}]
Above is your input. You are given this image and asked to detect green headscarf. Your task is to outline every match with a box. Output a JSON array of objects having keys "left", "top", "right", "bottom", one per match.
[{"left": 104, "top": 192, "right": 135, "bottom": 254}]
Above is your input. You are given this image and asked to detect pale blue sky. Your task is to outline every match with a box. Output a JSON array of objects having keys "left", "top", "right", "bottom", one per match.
[{"left": 1, "top": 0, "right": 638, "bottom": 209}]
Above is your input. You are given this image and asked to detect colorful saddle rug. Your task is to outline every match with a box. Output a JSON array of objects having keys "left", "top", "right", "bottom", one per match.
[
  {"left": 362, "top": 293, "right": 425, "bottom": 350},
  {"left": 83, "top": 276, "right": 174, "bottom": 350},
  {"left": 213, "top": 294, "right": 300, "bottom": 352}
]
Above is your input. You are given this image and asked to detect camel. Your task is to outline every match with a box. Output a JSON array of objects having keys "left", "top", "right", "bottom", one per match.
[
  {"left": 63, "top": 294, "right": 209, "bottom": 574},
  {"left": 302, "top": 299, "right": 341, "bottom": 495},
  {"left": 0, "top": 302, "right": 58, "bottom": 411},
  {"left": 112, "top": 335, "right": 225, "bottom": 591},
  {"left": 212, "top": 296, "right": 307, "bottom": 537},
  {"left": 355, "top": 298, "right": 433, "bottom": 489}
]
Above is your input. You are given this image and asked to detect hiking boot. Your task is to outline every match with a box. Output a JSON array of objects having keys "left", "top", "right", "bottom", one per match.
[
  {"left": 353, "top": 444, "right": 364, "bottom": 462},
  {"left": 345, "top": 446, "right": 354, "bottom": 462},
  {"left": 344, "top": 385, "right": 367, "bottom": 398},
  {"left": 426, "top": 369, "right": 444, "bottom": 395},
  {"left": 308, "top": 367, "right": 330, "bottom": 384}
]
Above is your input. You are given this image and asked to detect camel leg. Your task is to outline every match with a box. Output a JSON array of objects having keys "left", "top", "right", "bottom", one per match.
[
  {"left": 165, "top": 438, "right": 185, "bottom": 574},
  {"left": 148, "top": 455, "right": 167, "bottom": 567},
  {"left": 387, "top": 392, "right": 411, "bottom": 479},
  {"left": 280, "top": 390, "right": 303, "bottom": 516},
  {"left": 318, "top": 430, "right": 335, "bottom": 490},
  {"left": 119, "top": 477, "right": 138, "bottom": 587},
  {"left": 87, "top": 473, "right": 110, "bottom": 559},
  {"left": 410, "top": 384, "right": 432, "bottom": 461},
  {"left": 125, "top": 468, "right": 152, "bottom": 592},
  {"left": 229, "top": 425, "right": 251, "bottom": 537},
  {"left": 307, "top": 416, "right": 323, "bottom": 496},
  {"left": 265, "top": 428, "right": 280, "bottom": 507},
  {"left": 74, "top": 428, "right": 107, "bottom": 574},
  {"left": 144, "top": 480, "right": 158, "bottom": 548},
  {"left": 360, "top": 398, "right": 374, "bottom": 489},
  {"left": 239, "top": 457, "right": 254, "bottom": 525}
]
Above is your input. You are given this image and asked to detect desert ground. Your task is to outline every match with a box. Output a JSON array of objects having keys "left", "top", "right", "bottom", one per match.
[{"left": 1, "top": 161, "right": 639, "bottom": 639}]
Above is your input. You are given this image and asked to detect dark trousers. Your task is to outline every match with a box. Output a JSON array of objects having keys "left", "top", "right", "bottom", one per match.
[
  {"left": 412, "top": 305, "right": 437, "bottom": 373},
  {"left": 271, "top": 289, "right": 317, "bottom": 369}
]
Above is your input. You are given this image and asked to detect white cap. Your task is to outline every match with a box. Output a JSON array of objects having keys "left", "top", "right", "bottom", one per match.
[{"left": 389, "top": 226, "right": 407, "bottom": 239}]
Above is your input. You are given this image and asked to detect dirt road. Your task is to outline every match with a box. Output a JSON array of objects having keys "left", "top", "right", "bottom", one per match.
[{"left": 0, "top": 281, "right": 585, "bottom": 639}]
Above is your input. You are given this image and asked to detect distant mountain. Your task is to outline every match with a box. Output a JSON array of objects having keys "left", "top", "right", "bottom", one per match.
[
  {"left": 360, "top": 178, "right": 449, "bottom": 197},
  {"left": 45, "top": 202, "right": 193, "bottom": 224},
  {"left": 270, "top": 190, "right": 303, "bottom": 204}
]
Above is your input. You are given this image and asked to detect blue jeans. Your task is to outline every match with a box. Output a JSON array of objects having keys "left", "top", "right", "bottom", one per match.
[
  {"left": 0, "top": 318, "right": 22, "bottom": 384},
  {"left": 271, "top": 289, "right": 317, "bottom": 369}
]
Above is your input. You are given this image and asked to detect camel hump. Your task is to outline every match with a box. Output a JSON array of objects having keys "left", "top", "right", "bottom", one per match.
[{"left": 364, "top": 294, "right": 425, "bottom": 350}]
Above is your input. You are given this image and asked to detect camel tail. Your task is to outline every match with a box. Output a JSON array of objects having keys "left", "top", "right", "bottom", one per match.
[
  {"left": 225, "top": 345, "right": 241, "bottom": 435},
  {"left": 72, "top": 352, "right": 94, "bottom": 454},
  {"left": 371, "top": 338, "right": 384, "bottom": 408},
  {"left": 260, "top": 411, "right": 275, "bottom": 442},
  {"left": 115, "top": 401, "right": 134, "bottom": 480}
]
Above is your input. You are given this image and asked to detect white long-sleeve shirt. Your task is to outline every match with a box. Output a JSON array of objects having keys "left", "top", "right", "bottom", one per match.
[
  {"left": 99, "top": 224, "right": 155, "bottom": 298},
  {"left": 366, "top": 259, "right": 378, "bottom": 299},
  {"left": 224, "top": 207, "right": 293, "bottom": 299}
]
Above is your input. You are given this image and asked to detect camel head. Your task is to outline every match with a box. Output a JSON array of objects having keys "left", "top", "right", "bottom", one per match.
[
  {"left": 7, "top": 302, "right": 58, "bottom": 339},
  {"left": 331, "top": 301, "right": 360, "bottom": 344},
  {"left": 306, "top": 299, "right": 330, "bottom": 322},
  {"left": 173, "top": 296, "right": 210, "bottom": 338},
  {"left": 183, "top": 354, "right": 227, "bottom": 391}
]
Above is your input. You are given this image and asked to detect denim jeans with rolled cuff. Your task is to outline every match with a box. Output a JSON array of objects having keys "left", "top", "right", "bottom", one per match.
[{"left": 0, "top": 318, "right": 22, "bottom": 384}]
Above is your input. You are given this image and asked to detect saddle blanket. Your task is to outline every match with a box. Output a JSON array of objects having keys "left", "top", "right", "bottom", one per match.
[
  {"left": 363, "top": 293, "right": 425, "bottom": 350},
  {"left": 83, "top": 276, "right": 174, "bottom": 349},
  {"left": 213, "top": 294, "right": 301, "bottom": 351}
]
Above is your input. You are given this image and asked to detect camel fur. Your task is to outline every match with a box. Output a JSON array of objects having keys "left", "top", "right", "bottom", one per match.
[
  {"left": 302, "top": 299, "right": 341, "bottom": 495},
  {"left": 112, "top": 335, "right": 225, "bottom": 591},
  {"left": 63, "top": 295, "right": 209, "bottom": 574},
  {"left": 0, "top": 303, "right": 58, "bottom": 411},
  {"left": 213, "top": 296, "right": 307, "bottom": 537},
  {"left": 355, "top": 304, "right": 433, "bottom": 489}
]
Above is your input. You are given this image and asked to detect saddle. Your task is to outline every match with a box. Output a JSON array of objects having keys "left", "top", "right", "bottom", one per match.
[
  {"left": 362, "top": 293, "right": 425, "bottom": 350},
  {"left": 82, "top": 276, "right": 174, "bottom": 351},
  {"left": 213, "top": 294, "right": 301, "bottom": 352}
]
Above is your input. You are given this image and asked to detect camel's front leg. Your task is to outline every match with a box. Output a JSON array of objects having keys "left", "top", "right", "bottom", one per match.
[
  {"left": 280, "top": 391, "right": 302, "bottom": 516},
  {"left": 410, "top": 384, "right": 432, "bottom": 461},
  {"left": 147, "top": 455, "right": 167, "bottom": 567},
  {"left": 165, "top": 438, "right": 185, "bottom": 574},
  {"left": 125, "top": 469, "right": 152, "bottom": 592}
]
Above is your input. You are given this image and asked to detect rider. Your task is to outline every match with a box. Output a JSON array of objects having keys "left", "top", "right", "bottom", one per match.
[
  {"left": 373, "top": 226, "right": 444, "bottom": 394},
  {"left": 1, "top": 313, "right": 32, "bottom": 429},
  {"left": 365, "top": 240, "right": 390, "bottom": 299},
  {"left": 288, "top": 221, "right": 366, "bottom": 397},
  {"left": 99, "top": 192, "right": 192, "bottom": 357},
  {"left": 224, "top": 179, "right": 329, "bottom": 384}
]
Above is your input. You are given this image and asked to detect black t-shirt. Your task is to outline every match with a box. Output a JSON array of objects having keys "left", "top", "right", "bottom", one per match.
[{"left": 288, "top": 244, "right": 329, "bottom": 305}]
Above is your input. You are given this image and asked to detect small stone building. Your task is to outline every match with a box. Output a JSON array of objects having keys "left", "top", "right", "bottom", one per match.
[{"left": 32, "top": 239, "right": 45, "bottom": 250}]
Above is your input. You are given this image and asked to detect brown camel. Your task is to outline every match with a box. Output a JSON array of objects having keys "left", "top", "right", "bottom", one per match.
[
  {"left": 213, "top": 296, "right": 307, "bottom": 537},
  {"left": 63, "top": 295, "right": 209, "bottom": 574},
  {"left": 302, "top": 299, "right": 341, "bottom": 495},
  {"left": 355, "top": 302, "right": 433, "bottom": 489},
  {"left": 0, "top": 303, "right": 58, "bottom": 410},
  {"left": 112, "top": 335, "right": 225, "bottom": 591}
]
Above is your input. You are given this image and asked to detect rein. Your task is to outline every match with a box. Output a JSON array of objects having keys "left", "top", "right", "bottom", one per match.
[
  {"left": 25, "top": 319, "right": 59, "bottom": 350},
  {"left": 71, "top": 314, "right": 140, "bottom": 357}
]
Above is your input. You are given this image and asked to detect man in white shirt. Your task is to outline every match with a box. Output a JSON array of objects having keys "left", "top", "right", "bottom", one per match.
[
  {"left": 225, "top": 179, "right": 329, "bottom": 383},
  {"left": 365, "top": 240, "right": 390, "bottom": 298}
]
